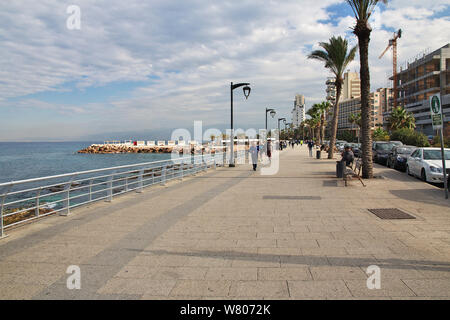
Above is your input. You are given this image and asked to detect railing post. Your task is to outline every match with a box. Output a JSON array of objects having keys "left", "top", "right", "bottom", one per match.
[
  {"left": 161, "top": 166, "right": 167, "bottom": 186},
  {"left": 35, "top": 187, "right": 42, "bottom": 217},
  {"left": 137, "top": 169, "right": 144, "bottom": 193},
  {"left": 89, "top": 179, "right": 93, "bottom": 202},
  {"left": 179, "top": 163, "right": 184, "bottom": 181},
  {"left": 106, "top": 172, "right": 115, "bottom": 203},
  {"left": 0, "top": 184, "right": 13, "bottom": 239},
  {"left": 60, "top": 176, "right": 75, "bottom": 216}
]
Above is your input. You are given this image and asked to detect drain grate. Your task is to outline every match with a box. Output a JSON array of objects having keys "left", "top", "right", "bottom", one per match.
[
  {"left": 368, "top": 208, "right": 416, "bottom": 220},
  {"left": 323, "top": 180, "right": 338, "bottom": 187},
  {"left": 263, "top": 196, "right": 321, "bottom": 200}
]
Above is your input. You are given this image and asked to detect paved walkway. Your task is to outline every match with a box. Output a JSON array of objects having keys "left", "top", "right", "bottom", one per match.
[{"left": 1, "top": 146, "right": 450, "bottom": 299}]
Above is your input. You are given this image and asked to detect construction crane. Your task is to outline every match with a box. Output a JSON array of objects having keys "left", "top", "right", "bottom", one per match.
[{"left": 379, "top": 29, "right": 402, "bottom": 108}]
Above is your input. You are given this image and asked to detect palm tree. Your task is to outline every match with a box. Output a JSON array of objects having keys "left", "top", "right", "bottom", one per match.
[
  {"left": 348, "top": 112, "right": 361, "bottom": 142},
  {"left": 346, "top": 0, "right": 388, "bottom": 178},
  {"left": 317, "top": 101, "right": 332, "bottom": 144},
  {"left": 307, "top": 106, "right": 321, "bottom": 143},
  {"left": 308, "top": 36, "right": 357, "bottom": 158},
  {"left": 387, "top": 107, "right": 416, "bottom": 131}
]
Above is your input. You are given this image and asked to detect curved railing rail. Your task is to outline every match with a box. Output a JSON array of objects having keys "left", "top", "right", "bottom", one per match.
[{"left": 0, "top": 151, "right": 247, "bottom": 238}]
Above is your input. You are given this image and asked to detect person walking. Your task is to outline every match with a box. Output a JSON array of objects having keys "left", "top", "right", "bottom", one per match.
[
  {"left": 308, "top": 140, "right": 314, "bottom": 157},
  {"left": 267, "top": 141, "right": 272, "bottom": 162},
  {"left": 249, "top": 142, "right": 259, "bottom": 171}
]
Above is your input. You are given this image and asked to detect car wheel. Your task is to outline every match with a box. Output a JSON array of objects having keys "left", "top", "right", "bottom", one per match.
[
  {"left": 421, "top": 169, "right": 427, "bottom": 182},
  {"left": 387, "top": 160, "right": 391, "bottom": 168}
]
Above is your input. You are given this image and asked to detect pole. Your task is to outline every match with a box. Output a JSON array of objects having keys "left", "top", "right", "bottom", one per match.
[
  {"left": 230, "top": 82, "right": 235, "bottom": 167},
  {"left": 440, "top": 127, "right": 448, "bottom": 199}
]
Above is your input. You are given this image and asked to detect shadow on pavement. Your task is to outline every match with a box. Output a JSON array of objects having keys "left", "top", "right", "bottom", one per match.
[{"left": 148, "top": 249, "right": 450, "bottom": 273}]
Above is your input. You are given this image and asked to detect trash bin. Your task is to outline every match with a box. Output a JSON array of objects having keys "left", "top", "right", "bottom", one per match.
[
  {"left": 316, "top": 150, "right": 321, "bottom": 159},
  {"left": 336, "top": 160, "right": 345, "bottom": 178}
]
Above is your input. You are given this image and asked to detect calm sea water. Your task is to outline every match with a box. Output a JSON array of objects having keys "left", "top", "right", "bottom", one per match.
[{"left": 0, "top": 142, "right": 171, "bottom": 183}]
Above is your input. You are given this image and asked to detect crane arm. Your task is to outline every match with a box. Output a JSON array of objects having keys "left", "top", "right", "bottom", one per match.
[{"left": 379, "top": 44, "right": 391, "bottom": 59}]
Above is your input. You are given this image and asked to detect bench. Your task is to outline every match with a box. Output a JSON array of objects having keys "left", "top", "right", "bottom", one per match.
[{"left": 343, "top": 158, "right": 366, "bottom": 187}]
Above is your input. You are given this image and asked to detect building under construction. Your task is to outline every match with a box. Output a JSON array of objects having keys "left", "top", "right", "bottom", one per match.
[{"left": 393, "top": 43, "right": 450, "bottom": 137}]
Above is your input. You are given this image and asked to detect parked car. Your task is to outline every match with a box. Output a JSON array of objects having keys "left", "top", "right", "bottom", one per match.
[
  {"left": 349, "top": 143, "right": 361, "bottom": 157},
  {"left": 389, "top": 141, "right": 404, "bottom": 147},
  {"left": 372, "top": 141, "right": 396, "bottom": 165},
  {"left": 406, "top": 148, "right": 450, "bottom": 183},
  {"left": 387, "top": 145, "right": 416, "bottom": 171}
]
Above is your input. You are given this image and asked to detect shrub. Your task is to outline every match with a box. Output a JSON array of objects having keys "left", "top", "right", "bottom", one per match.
[
  {"left": 390, "top": 128, "right": 430, "bottom": 147},
  {"left": 432, "top": 136, "right": 450, "bottom": 148},
  {"left": 372, "top": 128, "right": 390, "bottom": 141}
]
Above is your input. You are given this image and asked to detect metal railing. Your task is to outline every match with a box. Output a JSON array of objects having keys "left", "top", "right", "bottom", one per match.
[{"left": 0, "top": 151, "right": 247, "bottom": 238}]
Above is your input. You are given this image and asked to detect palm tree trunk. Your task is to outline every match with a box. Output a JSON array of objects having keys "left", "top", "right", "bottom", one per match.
[
  {"left": 357, "top": 31, "right": 374, "bottom": 179},
  {"left": 320, "top": 114, "right": 325, "bottom": 144},
  {"left": 328, "top": 82, "right": 342, "bottom": 159}
]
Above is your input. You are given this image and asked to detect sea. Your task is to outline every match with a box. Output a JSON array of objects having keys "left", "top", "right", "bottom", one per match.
[{"left": 0, "top": 141, "right": 171, "bottom": 183}]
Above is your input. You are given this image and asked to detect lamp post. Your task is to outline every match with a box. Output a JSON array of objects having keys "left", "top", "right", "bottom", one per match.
[
  {"left": 229, "top": 82, "right": 251, "bottom": 167},
  {"left": 278, "top": 118, "right": 286, "bottom": 150},
  {"left": 265, "top": 108, "right": 276, "bottom": 131}
]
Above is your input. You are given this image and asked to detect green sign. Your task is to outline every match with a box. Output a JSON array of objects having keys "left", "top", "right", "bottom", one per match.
[{"left": 430, "top": 94, "right": 443, "bottom": 130}]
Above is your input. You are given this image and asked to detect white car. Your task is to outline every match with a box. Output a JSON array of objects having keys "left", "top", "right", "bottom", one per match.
[{"left": 406, "top": 148, "right": 450, "bottom": 183}]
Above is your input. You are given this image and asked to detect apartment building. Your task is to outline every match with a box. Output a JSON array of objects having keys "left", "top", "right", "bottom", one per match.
[
  {"left": 394, "top": 43, "right": 450, "bottom": 136},
  {"left": 292, "top": 94, "right": 306, "bottom": 127},
  {"left": 337, "top": 89, "right": 387, "bottom": 136},
  {"left": 326, "top": 77, "right": 337, "bottom": 103}
]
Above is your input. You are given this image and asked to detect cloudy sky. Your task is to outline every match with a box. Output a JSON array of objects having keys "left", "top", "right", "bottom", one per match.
[{"left": 0, "top": 0, "right": 449, "bottom": 141}]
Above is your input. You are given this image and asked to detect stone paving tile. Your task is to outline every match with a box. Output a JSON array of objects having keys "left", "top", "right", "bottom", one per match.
[
  {"left": 258, "top": 267, "right": 312, "bottom": 281},
  {"left": 204, "top": 267, "right": 257, "bottom": 280},
  {"left": 309, "top": 266, "right": 367, "bottom": 280},
  {"left": 344, "top": 279, "right": 417, "bottom": 297},
  {"left": 150, "top": 267, "right": 208, "bottom": 280},
  {"left": 402, "top": 279, "right": 450, "bottom": 297},
  {"left": 228, "top": 281, "right": 290, "bottom": 298},
  {"left": 288, "top": 280, "right": 353, "bottom": 299},
  {"left": 169, "top": 280, "right": 232, "bottom": 297}
]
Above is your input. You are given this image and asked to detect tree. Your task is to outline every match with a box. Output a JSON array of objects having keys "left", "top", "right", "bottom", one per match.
[
  {"left": 387, "top": 107, "right": 416, "bottom": 131},
  {"left": 346, "top": 0, "right": 388, "bottom": 178},
  {"left": 306, "top": 106, "right": 321, "bottom": 142},
  {"left": 315, "top": 101, "right": 332, "bottom": 144},
  {"left": 308, "top": 36, "right": 357, "bottom": 158},
  {"left": 348, "top": 112, "right": 361, "bottom": 142},
  {"left": 372, "top": 127, "right": 390, "bottom": 141}
]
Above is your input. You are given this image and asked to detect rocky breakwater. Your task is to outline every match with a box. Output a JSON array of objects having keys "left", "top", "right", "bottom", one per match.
[{"left": 77, "top": 144, "right": 217, "bottom": 154}]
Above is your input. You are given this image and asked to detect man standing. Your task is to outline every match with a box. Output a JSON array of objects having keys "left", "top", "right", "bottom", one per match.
[
  {"left": 249, "top": 142, "right": 259, "bottom": 171},
  {"left": 307, "top": 140, "right": 314, "bottom": 157}
]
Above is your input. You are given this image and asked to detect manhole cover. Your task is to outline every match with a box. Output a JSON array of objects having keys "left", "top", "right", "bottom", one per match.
[
  {"left": 323, "top": 180, "right": 338, "bottom": 187},
  {"left": 263, "top": 196, "right": 321, "bottom": 200},
  {"left": 368, "top": 208, "right": 416, "bottom": 220}
]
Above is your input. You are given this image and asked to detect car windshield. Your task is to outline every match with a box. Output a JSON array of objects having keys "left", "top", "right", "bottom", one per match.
[
  {"left": 397, "top": 147, "right": 414, "bottom": 155},
  {"left": 376, "top": 143, "right": 394, "bottom": 151},
  {"left": 423, "top": 150, "right": 450, "bottom": 160}
]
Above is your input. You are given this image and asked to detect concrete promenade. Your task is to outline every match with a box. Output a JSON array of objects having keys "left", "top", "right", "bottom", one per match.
[{"left": 1, "top": 146, "right": 450, "bottom": 299}]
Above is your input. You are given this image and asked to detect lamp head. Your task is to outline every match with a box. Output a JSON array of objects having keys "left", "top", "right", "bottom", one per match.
[
  {"left": 270, "top": 110, "right": 276, "bottom": 118},
  {"left": 243, "top": 86, "right": 251, "bottom": 100}
]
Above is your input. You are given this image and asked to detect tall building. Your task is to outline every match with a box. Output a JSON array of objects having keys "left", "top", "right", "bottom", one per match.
[
  {"left": 292, "top": 94, "right": 306, "bottom": 127},
  {"left": 337, "top": 88, "right": 390, "bottom": 136},
  {"left": 394, "top": 43, "right": 450, "bottom": 136},
  {"left": 326, "top": 77, "right": 337, "bottom": 103},
  {"left": 342, "top": 71, "right": 361, "bottom": 100}
]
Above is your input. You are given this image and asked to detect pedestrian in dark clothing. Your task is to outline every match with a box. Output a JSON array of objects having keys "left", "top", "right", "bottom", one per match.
[
  {"left": 267, "top": 141, "right": 272, "bottom": 161},
  {"left": 249, "top": 143, "right": 258, "bottom": 171},
  {"left": 341, "top": 146, "right": 355, "bottom": 167},
  {"left": 307, "top": 140, "right": 314, "bottom": 157}
]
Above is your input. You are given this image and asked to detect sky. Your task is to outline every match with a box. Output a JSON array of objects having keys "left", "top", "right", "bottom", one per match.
[{"left": 0, "top": 0, "right": 449, "bottom": 141}]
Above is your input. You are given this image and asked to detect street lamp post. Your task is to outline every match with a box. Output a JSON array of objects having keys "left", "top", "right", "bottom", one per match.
[
  {"left": 265, "top": 108, "right": 276, "bottom": 131},
  {"left": 229, "top": 82, "right": 251, "bottom": 167},
  {"left": 278, "top": 118, "right": 286, "bottom": 150}
]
